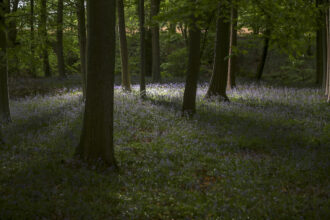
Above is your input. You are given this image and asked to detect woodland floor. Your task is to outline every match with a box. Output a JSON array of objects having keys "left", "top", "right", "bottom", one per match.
[{"left": 0, "top": 77, "right": 329, "bottom": 219}]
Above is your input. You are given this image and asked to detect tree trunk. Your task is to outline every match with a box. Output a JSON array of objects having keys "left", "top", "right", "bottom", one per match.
[
  {"left": 0, "top": 0, "right": 11, "bottom": 123},
  {"left": 206, "top": 2, "right": 231, "bottom": 101},
  {"left": 30, "top": 0, "right": 36, "bottom": 77},
  {"left": 255, "top": 29, "right": 270, "bottom": 81},
  {"left": 138, "top": 0, "right": 146, "bottom": 97},
  {"left": 8, "top": 0, "right": 19, "bottom": 46},
  {"left": 316, "top": 0, "right": 328, "bottom": 87},
  {"left": 145, "top": 28, "right": 152, "bottom": 77},
  {"left": 151, "top": 0, "right": 161, "bottom": 82},
  {"left": 57, "top": 0, "right": 66, "bottom": 78},
  {"left": 77, "top": 0, "right": 87, "bottom": 98},
  {"left": 182, "top": 5, "right": 201, "bottom": 117},
  {"left": 7, "top": 0, "right": 19, "bottom": 76},
  {"left": 322, "top": 17, "right": 328, "bottom": 89},
  {"left": 326, "top": 1, "right": 330, "bottom": 102},
  {"left": 40, "top": 0, "right": 51, "bottom": 77},
  {"left": 227, "top": 4, "right": 237, "bottom": 89},
  {"left": 75, "top": 0, "right": 117, "bottom": 167},
  {"left": 117, "top": 0, "right": 131, "bottom": 91}
]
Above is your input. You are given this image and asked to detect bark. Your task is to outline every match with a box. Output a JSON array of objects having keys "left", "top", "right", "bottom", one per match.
[
  {"left": 322, "top": 17, "right": 327, "bottom": 89},
  {"left": 30, "top": 0, "right": 36, "bottom": 77},
  {"left": 7, "top": 0, "right": 19, "bottom": 75},
  {"left": 316, "top": 0, "right": 327, "bottom": 87},
  {"left": 0, "top": 0, "right": 11, "bottom": 122},
  {"left": 316, "top": 27, "right": 323, "bottom": 85},
  {"left": 182, "top": 6, "right": 201, "bottom": 116},
  {"left": 117, "top": 0, "right": 131, "bottom": 91},
  {"left": 255, "top": 29, "right": 270, "bottom": 81},
  {"left": 75, "top": 0, "right": 117, "bottom": 167},
  {"left": 326, "top": 2, "right": 330, "bottom": 102},
  {"left": 227, "top": 4, "right": 237, "bottom": 89},
  {"left": 206, "top": 2, "right": 231, "bottom": 101},
  {"left": 57, "top": 0, "right": 66, "bottom": 78},
  {"left": 40, "top": 0, "right": 51, "bottom": 77},
  {"left": 77, "top": 0, "right": 87, "bottom": 98},
  {"left": 145, "top": 28, "right": 152, "bottom": 77},
  {"left": 8, "top": 0, "right": 19, "bottom": 46},
  {"left": 138, "top": 0, "right": 146, "bottom": 97},
  {"left": 151, "top": 0, "right": 161, "bottom": 82}
]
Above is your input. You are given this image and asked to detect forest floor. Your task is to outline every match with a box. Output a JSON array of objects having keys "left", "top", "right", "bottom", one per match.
[{"left": 0, "top": 78, "right": 329, "bottom": 219}]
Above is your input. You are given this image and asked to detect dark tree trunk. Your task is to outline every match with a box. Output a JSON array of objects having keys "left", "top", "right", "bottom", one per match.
[
  {"left": 151, "top": 0, "right": 161, "bottom": 82},
  {"left": 8, "top": 0, "right": 19, "bottom": 46},
  {"left": 206, "top": 2, "right": 231, "bottom": 101},
  {"left": 227, "top": 4, "right": 237, "bottom": 89},
  {"left": 57, "top": 0, "right": 66, "bottom": 78},
  {"left": 145, "top": 28, "right": 152, "bottom": 77},
  {"left": 316, "top": 28, "right": 324, "bottom": 85},
  {"left": 316, "top": 0, "right": 328, "bottom": 87},
  {"left": 40, "top": 0, "right": 51, "bottom": 77},
  {"left": 326, "top": 1, "right": 330, "bottom": 101},
  {"left": 7, "top": 0, "right": 19, "bottom": 76},
  {"left": 0, "top": 0, "right": 11, "bottom": 123},
  {"left": 117, "top": 0, "right": 131, "bottom": 91},
  {"left": 322, "top": 17, "right": 328, "bottom": 88},
  {"left": 255, "top": 29, "right": 270, "bottom": 81},
  {"left": 75, "top": 0, "right": 117, "bottom": 167},
  {"left": 30, "top": 0, "right": 36, "bottom": 77},
  {"left": 182, "top": 7, "right": 201, "bottom": 116},
  {"left": 77, "top": 0, "right": 87, "bottom": 98},
  {"left": 138, "top": 0, "right": 146, "bottom": 97}
]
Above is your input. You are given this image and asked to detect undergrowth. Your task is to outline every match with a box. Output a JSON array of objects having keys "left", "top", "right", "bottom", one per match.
[{"left": 0, "top": 81, "right": 329, "bottom": 219}]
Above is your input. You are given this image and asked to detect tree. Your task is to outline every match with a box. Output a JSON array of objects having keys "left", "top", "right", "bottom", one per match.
[
  {"left": 7, "top": 0, "right": 19, "bottom": 75},
  {"left": 205, "top": 1, "right": 231, "bottom": 101},
  {"left": 56, "top": 0, "right": 66, "bottom": 78},
  {"left": 40, "top": 0, "right": 51, "bottom": 77},
  {"left": 182, "top": 0, "right": 202, "bottom": 116},
  {"left": 0, "top": 0, "right": 11, "bottom": 122},
  {"left": 138, "top": 0, "right": 146, "bottom": 97},
  {"left": 255, "top": 27, "right": 270, "bottom": 81},
  {"left": 151, "top": 0, "right": 161, "bottom": 82},
  {"left": 117, "top": 0, "right": 131, "bottom": 91},
  {"left": 75, "top": 0, "right": 117, "bottom": 167},
  {"left": 326, "top": 0, "right": 330, "bottom": 102},
  {"left": 316, "top": 0, "right": 327, "bottom": 86},
  {"left": 76, "top": 0, "right": 87, "bottom": 98},
  {"left": 227, "top": 3, "right": 237, "bottom": 89},
  {"left": 30, "top": 0, "right": 36, "bottom": 77}
]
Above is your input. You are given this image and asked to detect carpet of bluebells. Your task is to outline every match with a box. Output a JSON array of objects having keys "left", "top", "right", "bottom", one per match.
[{"left": 0, "top": 81, "right": 329, "bottom": 219}]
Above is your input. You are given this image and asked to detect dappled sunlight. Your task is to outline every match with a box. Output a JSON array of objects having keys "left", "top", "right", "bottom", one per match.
[{"left": 0, "top": 82, "right": 329, "bottom": 218}]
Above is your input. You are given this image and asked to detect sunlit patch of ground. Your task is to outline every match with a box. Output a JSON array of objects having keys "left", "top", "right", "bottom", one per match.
[{"left": 0, "top": 82, "right": 329, "bottom": 219}]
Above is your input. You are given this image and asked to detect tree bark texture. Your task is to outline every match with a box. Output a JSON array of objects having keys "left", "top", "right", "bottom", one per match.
[
  {"left": 0, "top": 0, "right": 11, "bottom": 122},
  {"left": 151, "top": 0, "right": 161, "bottom": 82},
  {"left": 206, "top": 2, "right": 231, "bottom": 101},
  {"left": 255, "top": 29, "right": 270, "bottom": 81},
  {"left": 40, "top": 0, "right": 51, "bottom": 77},
  {"left": 182, "top": 3, "right": 201, "bottom": 116},
  {"left": 57, "top": 0, "right": 66, "bottom": 78},
  {"left": 227, "top": 4, "right": 237, "bottom": 89},
  {"left": 30, "top": 0, "right": 36, "bottom": 77},
  {"left": 325, "top": 1, "right": 330, "bottom": 101},
  {"left": 138, "top": 0, "right": 146, "bottom": 97},
  {"left": 117, "top": 0, "right": 131, "bottom": 91},
  {"left": 316, "top": 0, "right": 327, "bottom": 87},
  {"left": 77, "top": 0, "right": 87, "bottom": 98},
  {"left": 75, "top": 0, "right": 117, "bottom": 167}
]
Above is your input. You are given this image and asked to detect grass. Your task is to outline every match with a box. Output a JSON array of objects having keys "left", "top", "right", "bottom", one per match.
[{"left": 0, "top": 79, "right": 329, "bottom": 219}]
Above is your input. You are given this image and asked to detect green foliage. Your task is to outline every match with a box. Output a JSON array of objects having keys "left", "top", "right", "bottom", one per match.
[{"left": 161, "top": 47, "right": 187, "bottom": 77}]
